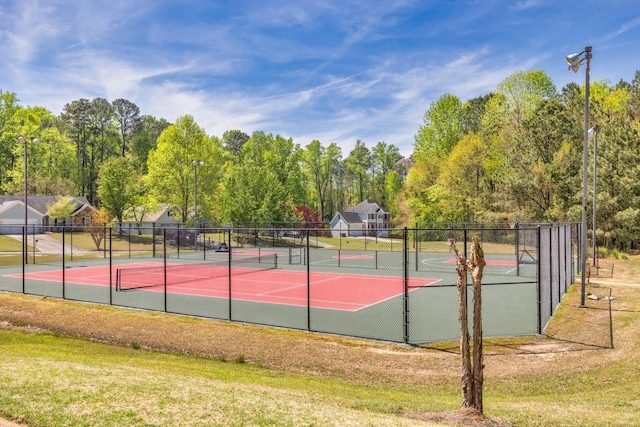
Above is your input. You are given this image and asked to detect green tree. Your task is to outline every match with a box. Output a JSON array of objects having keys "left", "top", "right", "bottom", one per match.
[
  {"left": 0, "top": 90, "right": 21, "bottom": 187},
  {"left": 220, "top": 132, "right": 305, "bottom": 224},
  {"left": 344, "top": 140, "right": 371, "bottom": 203},
  {"left": 112, "top": 98, "right": 141, "bottom": 157},
  {"left": 495, "top": 70, "right": 557, "bottom": 127},
  {"left": 97, "top": 157, "right": 142, "bottom": 225},
  {"left": 221, "top": 129, "right": 250, "bottom": 156},
  {"left": 414, "top": 94, "right": 463, "bottom": 161},
  {"left": 302, "top": 140, "right": 344, "bottom": 221},
  {"left": 46, "top": 195, "right": 77, "bottom": 223},
  {"left": 4, "top": 106, "right": 77, "bottom": 196},
  {"left": 435, "top": 133, "right": 488, "bottom": 222},
  {"left": 129, "top": 115, "right": 170, "bottom": 174},
  {"left": 146, "top": 115, "right": 223, "bottom": 223},
  {"left": 371, "top": 141, "right": 401, "bottom": 208}
]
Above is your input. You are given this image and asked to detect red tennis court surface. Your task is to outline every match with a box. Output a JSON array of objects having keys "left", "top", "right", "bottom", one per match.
[{"left": 9, "top": 263, "right": 440, "bottom": 311}]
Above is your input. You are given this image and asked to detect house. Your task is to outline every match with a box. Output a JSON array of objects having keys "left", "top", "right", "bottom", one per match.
[
  {"left": 329, "top": 200, "right": 391, "bottom": 238},
  {"left": 119, "top": 204, "right": 181, "bottom": 234},
  {"left": 0, "top": 196, "right": 96, "bottom": 234}
]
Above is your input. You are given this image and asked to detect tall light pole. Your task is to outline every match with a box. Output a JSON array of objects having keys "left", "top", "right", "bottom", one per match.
[
  {"left": 17, "top": 135, "right": 41, "bottom": 264},
  {"left": 192, "top": 160, "right": 204, "bottom": 226},
  {"left": 566, "top": 46, "right": 592, "bottom": 308}
]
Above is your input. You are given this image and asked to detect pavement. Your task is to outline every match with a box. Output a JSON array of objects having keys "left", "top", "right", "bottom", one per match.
[{"left": 4, "top": 233, "right": 88, "bottom": 256}]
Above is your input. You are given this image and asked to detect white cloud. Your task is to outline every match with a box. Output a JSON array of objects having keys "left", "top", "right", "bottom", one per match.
[{"left": 605, "top": 15, "right": 640, "bottom": 39}]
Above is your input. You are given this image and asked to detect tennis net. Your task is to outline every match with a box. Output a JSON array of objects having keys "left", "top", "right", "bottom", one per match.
[{"left": 115, "top": 254, "right": 278, "bottom": 291}]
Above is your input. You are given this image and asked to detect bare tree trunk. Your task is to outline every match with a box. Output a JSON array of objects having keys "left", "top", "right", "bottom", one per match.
[
  {"left": 449, "top": 237, "right": 486, "bottom": 413},
  {"left": 469, "top": 236, "right": 486, "bottom": 413},
  {"left": 449, "top": 239, "right": 473, "bottom": 407}
]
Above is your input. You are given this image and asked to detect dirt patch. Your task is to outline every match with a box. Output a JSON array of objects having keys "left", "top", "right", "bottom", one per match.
[{"left": 408, "top": 408, "right": 513, "bottom": 426}]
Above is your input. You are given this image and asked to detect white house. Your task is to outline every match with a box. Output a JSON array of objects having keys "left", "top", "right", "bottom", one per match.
[
  {"left": 0, "top": 200, "right": 43, "bottom": 234},
  {"left": 329, "top": 200, "right": 391, "bottom": 238},
  {"left": 119, "top": 204, "right": 181, "bottom": 234},
  {"left": 0, "top": 196, "right": 96, "bottom": 234}
]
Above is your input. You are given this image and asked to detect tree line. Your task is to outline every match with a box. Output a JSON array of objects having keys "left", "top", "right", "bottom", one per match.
[
  {"left": 1, "top": 68, "right": 639, "bottom": 249},
  {"left": 0, "top": 94, "right": 406, "bottom": 228},
  {"left": 406, "top": 69, "right": 640, "bottom": 250}
]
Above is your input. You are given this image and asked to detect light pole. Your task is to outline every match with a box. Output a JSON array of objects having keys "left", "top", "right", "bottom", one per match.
[
  {"left": 17, "top": 135, "right": 41, "bottom": 264},
  {"left": 192, "top": 160, "right": 204, "bottom": 226},
  {"left": 566, "top": 46, "right": 592, "bottom": 308}
]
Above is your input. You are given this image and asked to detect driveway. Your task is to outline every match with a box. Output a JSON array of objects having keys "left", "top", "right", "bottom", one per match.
[{"left": 7, "top": 233, "right": 88, "bottom": 255}]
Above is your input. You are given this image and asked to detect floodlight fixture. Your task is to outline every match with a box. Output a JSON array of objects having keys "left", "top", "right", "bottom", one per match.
[{"left": 564, "top": 46, "right": 592, "bottom": 308}]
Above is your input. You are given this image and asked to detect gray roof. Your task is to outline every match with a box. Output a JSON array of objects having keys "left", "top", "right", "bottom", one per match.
[
  {"left": 338, "top": 211, "right": 363, "bottom": 223},
  {"left": 345, "top": 199, "right": 387, "bottom": 214},
  {"left": 0, "top": 196, "right": 93, "bottom": 216}
]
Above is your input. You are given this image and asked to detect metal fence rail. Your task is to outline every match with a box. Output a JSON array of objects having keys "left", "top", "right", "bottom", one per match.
[{"left": 0, "top": 223, "right": 576, "bottom": 344}]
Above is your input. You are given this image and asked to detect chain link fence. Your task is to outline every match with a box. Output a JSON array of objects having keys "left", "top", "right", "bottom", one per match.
[{"left": 0, "top": 223, "right": 576, "bottom": 344}]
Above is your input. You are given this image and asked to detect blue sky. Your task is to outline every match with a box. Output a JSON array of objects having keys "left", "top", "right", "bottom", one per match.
[{"left": 2, "top": 1, "right": 639, "bottom": 156}]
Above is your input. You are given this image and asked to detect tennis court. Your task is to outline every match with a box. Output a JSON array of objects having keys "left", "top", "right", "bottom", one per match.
[
  {"left": 5, "top": 259, "right": 440, "bottom": 311},
  {"left": 0, "top": 223, "right": 575, "bottom": 344}
]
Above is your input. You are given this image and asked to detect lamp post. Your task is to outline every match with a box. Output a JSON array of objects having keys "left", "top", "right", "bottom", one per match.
[
  {"left": 17, "top": 135, "right": 41, "bottom": 264},
  {"left": 192, "top": 160, "right": 204, "bottom": 226},
  {"left": 566, "top": 46, "right": 592, "bottom": 308}
]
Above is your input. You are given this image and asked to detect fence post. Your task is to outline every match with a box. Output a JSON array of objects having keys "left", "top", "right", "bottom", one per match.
[
  {"left": 515, "top": 222, "right": 520, "bottom": 276},
  {"left": 307, "top": 231, "right": 311, "bottom": 332},
  {"left": 21, "top": 226, "right": 25, "bottom": 293},
  {"left": 536, "top": 226, "right": 542, "bottom": 335},
  {"left": 163, "top": 228, "right": 167, "bottom": 312},
  {"left": 228, "top": 228, "right": 232, "bottom": 321},
  {"left": 403, "top": 227, "right": 409, "bottom": 344},
  {"left": 62, "top": 228, "right": 66, "bottom": 299},
  {"left": 109, "top": 227, "right": 113, "bottom": 306}
]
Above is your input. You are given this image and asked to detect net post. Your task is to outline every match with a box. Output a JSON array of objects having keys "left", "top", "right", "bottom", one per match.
[
  {"left": 203, "top": 228, "right": 207, "bottom": 260},
  {"left": 177, "top": 225, "right": 181, "bottom": 259}
]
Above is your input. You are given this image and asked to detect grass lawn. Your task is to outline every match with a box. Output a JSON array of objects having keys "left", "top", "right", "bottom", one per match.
[
  {"left": 0, "top": 256, "right": 639, "bottom": 426},
  {"left": 48, "top": 231, "right": 156, "bottom": 252},
  {"left": 0, "top": 235, "right": 25, "bottom": 252}
]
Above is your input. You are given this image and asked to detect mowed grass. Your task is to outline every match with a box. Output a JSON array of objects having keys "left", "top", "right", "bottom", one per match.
[
  {"left": 48, "top": 232, "right": 156, "bottom": 252},
  {"left": 0, "top": 329, "right": 454, "bottom": 427},
  {"left": 0, "top": 257, "right": 639, "bottom": 425},
  {"left": 0, "top": 235, "right": 25, "bottom": 252}
]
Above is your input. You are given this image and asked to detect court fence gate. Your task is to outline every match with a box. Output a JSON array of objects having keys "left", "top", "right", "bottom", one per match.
[{"left": 0, "top": 223, "right": 577, "bottom": 344}]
